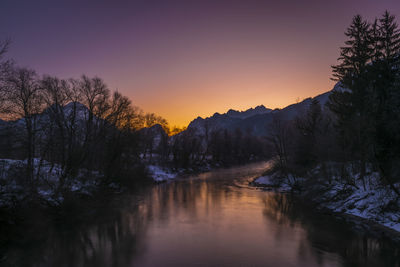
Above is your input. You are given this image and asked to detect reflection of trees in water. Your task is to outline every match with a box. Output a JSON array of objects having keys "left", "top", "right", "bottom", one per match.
[
  {"left": 2, "top": 162, "right": 399, "bottom": 267},
  {"left": 261, "top": 193, "right": 400, "bottom": 267},
  {"left": 143, "top": 178, "right": 229, "bottom": 224},
  {"left": 1, "top": 196, "right": 150, "bottom": 267},
  {"left": 1, "top": 175, "right": 240, "bottom": 267},
  {"left": 54, "top": 203, "right": 148, "bottom": 267},
  {"left": 138, "top": 171, "right": 253, "bottom": 231}
]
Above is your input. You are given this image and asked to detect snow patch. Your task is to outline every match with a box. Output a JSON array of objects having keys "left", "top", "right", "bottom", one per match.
[
  {"left": 254, "top": 176, "right": 275, "bottom": 186},
  {"left": 0, "top": 158, "right": 100, "bottom": 207},
  {"left": 254, "top": 163, "right": 400, "bottom": 234},
  {"left": 147, "top": 165, "right": 177, "bottom": 182}
]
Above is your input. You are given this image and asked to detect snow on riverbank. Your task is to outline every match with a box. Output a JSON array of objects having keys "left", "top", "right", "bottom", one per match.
[
  {"left": 147, "top": 165, "right": 177, "bottom": 182},
  {"left": 252, "top": 168, "right": 400, "bottom": 234},
  {"left": 253, "top": 173, "right": 292, "bottom": 191},
  {"left": 321, "top": 178, "right": 400, "bottom": 232},
  {"left": 0, "top": 158, "right": 99, "bottom": 206},
  {"left": 254, "top": 176, "right": 275, "bottom": 186}
]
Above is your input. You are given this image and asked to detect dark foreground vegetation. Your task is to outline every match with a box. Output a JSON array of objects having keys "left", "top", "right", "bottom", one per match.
[
  {"left": 260, "top": 11, "right": 400, "bottom": 230},
  {"left": 0, "top": 38, "right": 270, "bottom": 210},
  {"left": 0, "top": 54, "right": 155, "bottom": 205}
]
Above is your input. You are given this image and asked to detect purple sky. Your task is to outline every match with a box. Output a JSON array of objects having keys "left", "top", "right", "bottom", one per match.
[{"left": 1, "top": 0, "right": 399, "bottom": 126}]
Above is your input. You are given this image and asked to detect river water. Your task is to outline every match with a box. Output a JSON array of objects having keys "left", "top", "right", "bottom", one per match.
[{"left": 1, "top": 162, "right": 399, "bottom": 266}]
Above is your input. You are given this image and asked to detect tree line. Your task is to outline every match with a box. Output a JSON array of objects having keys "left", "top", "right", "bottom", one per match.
[
  {"left": 0, "top": 43, "right": 179, "bottom": 195},
  {"left": 137, "top": 121, "right": 270, "bottom": 170},
  {"left": 0, "top": 39, "right": 270, "bottom": 200},
  {"left": 269, "top": 11, "right": 400, "bottom": 196},
  {"left": 168, "top": 127, "right": 270, "bottom": 169}
]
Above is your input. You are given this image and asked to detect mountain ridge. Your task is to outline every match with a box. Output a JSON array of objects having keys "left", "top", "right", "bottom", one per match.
[{"left": 185, "top": 84, "right": 336, "bottom": 137}]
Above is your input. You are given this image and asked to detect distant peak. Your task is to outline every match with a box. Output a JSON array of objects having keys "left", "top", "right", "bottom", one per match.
[
  {"left": 254, "top": 105, "right": 267, "bottom": 110},
  {"left": 227, "top": 109, "right": 239, "bottom": 115},
  {"left": 225, "top": 105, "right": 271, "bottom": 119}
]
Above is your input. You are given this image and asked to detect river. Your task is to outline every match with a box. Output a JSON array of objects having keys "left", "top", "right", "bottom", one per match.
[{"left": 1, "top": 162, "right": 399, "bottom": 266}]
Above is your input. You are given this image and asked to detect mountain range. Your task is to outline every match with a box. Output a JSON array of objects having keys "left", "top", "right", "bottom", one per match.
[
  {"left": 0, "top": 83, "right": 341, "bottom": 139},
  {"left": 184, "top": 83, "right": 340, "bottom": 137}
]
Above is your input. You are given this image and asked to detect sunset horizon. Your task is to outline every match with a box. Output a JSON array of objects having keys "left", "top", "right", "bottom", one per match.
[{"left": 2, "top": 0, "right": 399, "bottom": 127}]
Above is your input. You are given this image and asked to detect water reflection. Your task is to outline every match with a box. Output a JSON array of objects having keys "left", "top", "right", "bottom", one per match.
[
  {"left": 1, "top": 162, "right": 399, "bottom": 267},
  {"left": 0, "top": 196, "right": 150, "bottom": 267},
  {"left": 261, "top": 191, "right": 400, "bottom": 267}
]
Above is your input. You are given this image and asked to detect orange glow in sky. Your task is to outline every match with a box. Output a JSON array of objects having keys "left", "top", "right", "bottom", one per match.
[{"left": 2, "top": 0, "right": 399, "bottom": 127}]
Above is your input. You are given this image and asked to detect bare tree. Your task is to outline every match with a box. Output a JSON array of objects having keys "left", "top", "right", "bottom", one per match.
[
  {"left": 41, "top": 76, "right": 70, "bottom": 162},
  {"left": 267, "top": 115, "right": 291, "bottom": 180},
  {"left": 144, "top": 112, "right": 169, "bottom": 134},
  {"left": 78, "top": 75, "right": 110, "bottom": 170},
  {"left": 0, "top": 39, "right": 11, "bottom": 114},
  {"left": 3, "top": 67, "right": 43, "bottom": 190}
]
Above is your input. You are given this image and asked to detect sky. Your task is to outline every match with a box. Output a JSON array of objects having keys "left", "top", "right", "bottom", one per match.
[{"left": 1, "top": 0, "right": 400, "bottom": 127}]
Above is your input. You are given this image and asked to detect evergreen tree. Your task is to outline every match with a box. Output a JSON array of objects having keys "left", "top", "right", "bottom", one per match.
[
  {"left": 329, "top": 12, "right": 400, "bottom": 195},
  {"left": 373, "top": 11, "right": 400, "bottom": 194},
  {"left": 379, "top": 11, "right": 400, "bottom": 63},
  {"left": 328, "top": 15, "right": 374, "bottom": 186}
]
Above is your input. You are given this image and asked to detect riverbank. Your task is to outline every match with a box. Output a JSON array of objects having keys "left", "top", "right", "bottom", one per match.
[
  {"left": 251, "top": 170, "right": 400, "bottom": 242},
  {"left": 0, "top": 158, "right": 151, "bottom": 209},
  {"left": 1, "top": 161, "right": 399, "bottom": 266},
  {"left": 147, "top": 159, "right": 267, "bottom": 182}
]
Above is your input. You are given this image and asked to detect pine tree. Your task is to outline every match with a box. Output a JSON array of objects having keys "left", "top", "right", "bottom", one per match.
[
  {"left": 331, "top": 15, "right": 373, "bottom": 84},
  {"left": 330, "top": 12, "right": 400, "bottom": 195},
  {"left": 372, "top": 11, "right": 400, "bottom": 106},
  {"left": 373, "top": 11, "right": 400, "bottom": 194},
  {"left": 328, "top": 15, "right": 374, "bottom": 187},
  {"left": 379, "top": 11, "right": 400, "bottom": 63}
]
